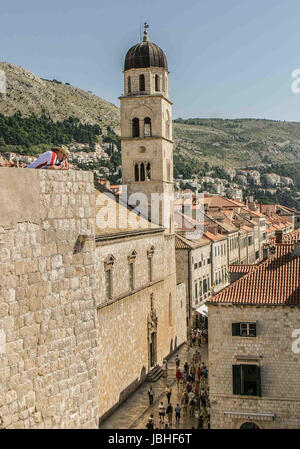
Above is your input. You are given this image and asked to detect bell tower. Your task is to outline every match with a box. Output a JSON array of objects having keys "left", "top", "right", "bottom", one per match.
[{"left": 120, "top": 24, "right": 174, "bottom": 234}]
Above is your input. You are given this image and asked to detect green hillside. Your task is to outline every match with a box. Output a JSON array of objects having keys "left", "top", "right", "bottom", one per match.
[{"left": 173, "top": 118, "right": 300, "bottom": 171}]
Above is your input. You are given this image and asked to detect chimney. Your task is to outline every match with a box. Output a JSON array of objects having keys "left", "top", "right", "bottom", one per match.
[
  {"left": 292, "top": 240, "right": 300, "bottom": 257},
  {"left": 262, "top": 244, "right": 270, "bottom": 261},
  {"left": 275, "top": 230, "right": 283, "bottom": 244}
]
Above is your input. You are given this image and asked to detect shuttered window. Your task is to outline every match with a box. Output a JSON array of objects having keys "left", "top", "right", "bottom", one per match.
[
  {"left": 232, "top": 322, "right": 256, "bottom": 337},
  {"left": 232, "top": 364, "right": 261, "bottom": 396}
]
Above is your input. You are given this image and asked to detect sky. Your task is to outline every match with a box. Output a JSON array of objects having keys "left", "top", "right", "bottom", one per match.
[{"left": 2, "top": 0, "right": 300, "bottom": 121}]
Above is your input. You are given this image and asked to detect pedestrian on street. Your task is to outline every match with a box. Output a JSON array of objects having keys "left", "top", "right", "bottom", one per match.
[
  {"left": 148, "top": 386, "right": 154, "bottom": 405},
  {"left": 166, "top": 403, "right": 173, "bottom": 426},
  {"left": 175, "top": 404, "right": 181, "bottom": 425},
  {"left": 146, "top": 414, "right": 155, "bottom": 429},
  {"left": 176, "top": 368, "right": 182, "bottom": 388},
  {"left": 158, "top": 401, "right": 166, "bottom": 424},
  {"left": 175, "top": 355, "right": 180, "bottom": 369},
  {"left": 165, "top": 384, "right": 172, "bottom": 404},
  {"left": 162, "top": 359, "right": 168, "bottom": 377},
  {"left": 200, "top": 388, "right": 206, "bottom": 407},
  {"left": 197, "top": 415, "right": 204, "bottom": 429},
  {"left": 184, "top": 361, "right": 189, "bottom": 374}
]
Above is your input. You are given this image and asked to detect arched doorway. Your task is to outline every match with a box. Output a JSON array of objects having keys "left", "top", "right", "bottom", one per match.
[{"left": 240, "top": 422, "right": 260, "bottom": 429}]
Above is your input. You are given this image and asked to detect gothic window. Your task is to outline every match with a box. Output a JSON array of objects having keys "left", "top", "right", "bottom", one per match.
[
  {"left": 127, "top": 76, "right": 131, "bottom": 93},
  {"left": 147, "top": 246, "right": 154, "bottom": 282},
  {"left": 139, "top": 74, "right": 145, "bottom": 91},
  {"left": 104, "top": 255, "right": 115, "bottom": 300},
  {"left": 128, "top": 251, "right": 136, "bottom": 291},
  {"left": 148, "top": 258, "right": 152, "bottom": 283},
  {"left": 146, "top": 162, "right": 151, "bottom": 180},
  {"left": 134, "top": 163, "right": 139, "bottom": 181},
  {"left": 132, "top": 118, "right": 140, "bottom": 137},
  {"left": 155, "top": 75, "right": 160, "bottom": 91},
  {"left": 140, "top": 162, "right": 145, "bottom": 181},
  {"left": 129, "top": 263, "right": 134, "bottom": 291},
  {"left": 144, "top": 117, "right": 152, "bottom": 137}
]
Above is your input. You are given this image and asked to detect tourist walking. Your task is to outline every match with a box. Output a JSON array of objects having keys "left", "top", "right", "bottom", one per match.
[
  {"left": 162, "top": 359, "right": 168, "bottom": 377},
  {"left": 148, "top": 386, "right": 154, "bottom": 405},
  {"left": 176, "top": 368, "right": 182, "bottom": 388},
  {"left": 158, "top": 401, "right": 166, "bottom": 424},
  {"left": 165, "top": 384, "right": 172, "bottom": 404},
  {"left": 166, "top": 403, "right": 173, "bottom": 426},
  {"left": 175, "top": 355, "right": 180, "bottom": 369},
  {"left": 175, "top": 404, "right": 181, "bottom": 425}
]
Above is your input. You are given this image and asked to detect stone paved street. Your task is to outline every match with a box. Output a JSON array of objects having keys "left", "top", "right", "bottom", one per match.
[{"left": 100, "top": 342, "right": 209, "bottom": 429}]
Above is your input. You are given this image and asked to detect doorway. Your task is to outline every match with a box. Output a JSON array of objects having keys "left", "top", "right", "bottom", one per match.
[{"left": 149, "top": 332, "right": 157, "bottom": 368}]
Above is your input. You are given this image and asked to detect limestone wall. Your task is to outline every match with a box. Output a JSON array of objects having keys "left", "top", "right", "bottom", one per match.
[
  {"left": 0, "top": 168, "right": 98, "bottom": 429},
  {"left": 208, "top": 303, "right": 300, "bottom": 429}
]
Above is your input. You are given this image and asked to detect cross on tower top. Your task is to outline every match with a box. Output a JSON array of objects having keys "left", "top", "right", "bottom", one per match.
[{"left": 143, "top": 22, "right": 149, "bottom": 42}]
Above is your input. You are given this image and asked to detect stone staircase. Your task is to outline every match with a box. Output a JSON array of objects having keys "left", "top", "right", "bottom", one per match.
[{"left": 145, "top": 365, "right": 163, "bottom": 382}]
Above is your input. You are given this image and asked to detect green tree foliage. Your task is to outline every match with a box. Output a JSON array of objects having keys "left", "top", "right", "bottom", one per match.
[{"left": 0, "top": 113, "right": 102, "bottom": 153}]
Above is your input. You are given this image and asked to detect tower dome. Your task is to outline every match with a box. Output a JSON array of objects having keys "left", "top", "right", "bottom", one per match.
[{"left": 124, "top": 23, "right": 168, "bottom": 71}]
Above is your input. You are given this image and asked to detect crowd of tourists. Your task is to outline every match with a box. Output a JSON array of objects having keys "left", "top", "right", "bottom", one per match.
[{"left": 146, "top": 327, "right": 210, "bottom": 430}]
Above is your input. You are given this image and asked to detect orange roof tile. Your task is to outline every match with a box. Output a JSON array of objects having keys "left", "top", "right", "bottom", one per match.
[{"left": 208, "top": 242, "right": 300, "bottom": 306}]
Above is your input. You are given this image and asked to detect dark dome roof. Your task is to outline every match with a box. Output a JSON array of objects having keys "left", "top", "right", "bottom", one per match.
[{"left": 124, "top": 40, "right": 168, "bottom": 71}]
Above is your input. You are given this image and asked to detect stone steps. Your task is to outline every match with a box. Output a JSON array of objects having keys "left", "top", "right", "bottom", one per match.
[{"left": 145, "top": 365, "right": 163, "bottom": 382}]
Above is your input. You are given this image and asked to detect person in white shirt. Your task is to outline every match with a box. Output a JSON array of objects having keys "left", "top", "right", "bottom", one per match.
[{"left": 27, "top": 145, "right": 69, "bottom": 170}]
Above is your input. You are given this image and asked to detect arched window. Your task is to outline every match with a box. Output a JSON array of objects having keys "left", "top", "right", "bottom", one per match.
[
  {"left": 140, "top": 162, "right": 145, "bottom": 181},
  {"left": 144, "top": 117, "right": 152, "bottom": 137},
  {"left": 134, "top": 163, "right": 139, "bottom": 181},
  {"left": 165, "top": 110, "right": 170, "bottom": 139},
  {"left": 146, "top": 162, "right": 151, "bottom": 181},
  {"left": 127, "top": 76, "right": 131, "bottom": 93},
  {"left": 155, "top": 75, "right": 160, "bottom": 91},
  {"left": 132, "top": 118, "right": 139, "bottom": 137},
  {"left": 139, "top": 74, "right": 145, "bottom": 91}
]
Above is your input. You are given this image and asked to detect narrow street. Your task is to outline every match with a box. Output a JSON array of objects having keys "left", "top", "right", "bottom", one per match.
[{"left": 100, "top": 342, "right": 209, "bottom": 430}]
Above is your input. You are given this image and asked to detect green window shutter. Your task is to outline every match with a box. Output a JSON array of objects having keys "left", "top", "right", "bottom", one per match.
[
  {"left": 250, "top": 322, "right": 257, "bottom": 337},
  {"left": 256, "top": 366, "right": 262, "bottom": 397},
  {"left": 232, "top": 322, "right": 240, "bottom": 336},
  {"left": 232, "top": 365, "right": 241, "bottom": 395}
]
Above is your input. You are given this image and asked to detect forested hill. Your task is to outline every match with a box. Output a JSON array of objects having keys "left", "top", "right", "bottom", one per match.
[{"left": 173, "top": 118, "right": 300, "bottom": 173}]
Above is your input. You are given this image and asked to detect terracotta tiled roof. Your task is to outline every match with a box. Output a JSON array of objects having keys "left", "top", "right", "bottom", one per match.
[
  {"left": 228, "top": 264, "right": 258, "bottom": 274},
  {"left": 175, "top": 233, "right": 211, "bottom": 249},
  {"left": 204, "top": 231, "right": 227, "bottom": 242},
  {"left": 208, "top": 242, "right": 300, "bottom": 306}
]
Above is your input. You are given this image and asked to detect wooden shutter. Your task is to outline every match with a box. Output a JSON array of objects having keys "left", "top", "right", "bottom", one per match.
[
  {"left": 256, "top": 365, "right": 262, "bottom": 397},
  {"left": 232, "top": 322, "right": 240, "bottom": 336},
  {"left": 232, "top": 364, "right": 241, "bottom": 395}
]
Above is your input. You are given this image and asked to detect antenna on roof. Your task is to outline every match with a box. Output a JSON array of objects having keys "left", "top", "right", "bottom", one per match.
[{"left": 139, "top": 17, "right": 142, "bottom": 41}]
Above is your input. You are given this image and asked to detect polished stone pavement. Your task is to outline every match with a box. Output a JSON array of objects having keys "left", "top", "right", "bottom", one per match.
[{"left": 100, "top": 342, "right": 209, "bottom": 430}]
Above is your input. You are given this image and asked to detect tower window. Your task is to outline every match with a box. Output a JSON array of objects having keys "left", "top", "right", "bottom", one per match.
[
  {"left": 155, "top": 75, "right": 160, "bottom": 91},
  {"left": 140, "top": 162, "right": 145, "bottom": 181},
  {"left": 132, "top": 118, "right": 139, "bottom": 137},
  {"left": 134, "top": 163, "right": 139, "bottom": 181},
  {"left": 129, "top": 263, "right": 134, "bottom": 291},
  {"left": 127, "top": 76, "right": 131, "bottom": 93},
  {"left": 144, "top": 117, "right": 152, "bottom": 137},
  {"left": 146, "top": 162, "right": 151, "bottom": 181},
  {"left": 139, "top": 74, "right": 145, "bottom": 91}
]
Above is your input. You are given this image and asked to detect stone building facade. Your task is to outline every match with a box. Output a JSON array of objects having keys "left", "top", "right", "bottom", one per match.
[
  {"left": 207, "top": 240, "right": 300, "bottom": 429},
  {"left": 0, "top": 168, "right": 99, "bottom": 429},
  {"left": 95, "top": 188, "right": 186, "bottom": 422}
]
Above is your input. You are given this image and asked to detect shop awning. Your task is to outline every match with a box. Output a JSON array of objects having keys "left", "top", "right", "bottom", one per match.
[{"left": 195, "top": 304, "right": 208, "bottom": 317}]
